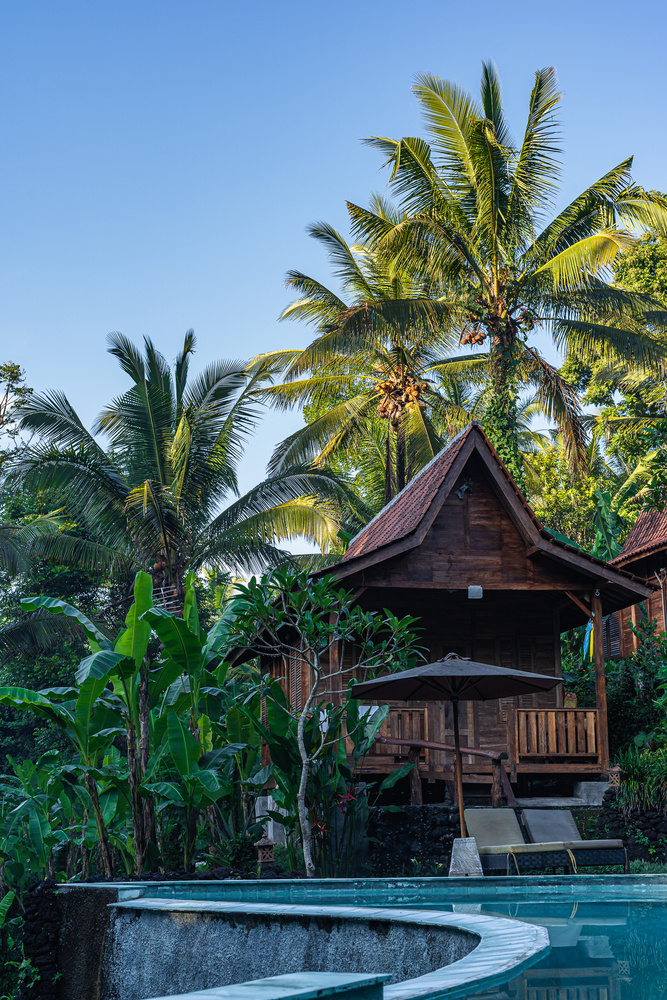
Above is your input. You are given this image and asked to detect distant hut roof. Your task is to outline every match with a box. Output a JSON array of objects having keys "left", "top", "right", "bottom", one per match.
[{"left": 611, "top": 508, "right": 667, "bottom": 569}]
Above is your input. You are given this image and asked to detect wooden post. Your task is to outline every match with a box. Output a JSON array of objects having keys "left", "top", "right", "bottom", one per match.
[
  {"left": 452, "top": 698, "right": 466, "bottom": 838},
  {"left": 408, "top": 746, "right": 422, "bottom": 805},
  {"left": 491, "top": 757, "right": 502, "bottom": 808},
  {"left": 591, "top": 591, "right": 609, "bottom": 773}
]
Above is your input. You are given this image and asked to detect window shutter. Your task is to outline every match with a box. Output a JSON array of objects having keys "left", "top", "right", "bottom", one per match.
[{"left": 289, "top": 653, "right": 302, "bottom": 712}]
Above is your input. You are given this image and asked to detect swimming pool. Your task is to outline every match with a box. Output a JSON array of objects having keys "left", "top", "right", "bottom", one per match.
[{"left": 72, "top": 875, "right": 667, "bottom": 999}]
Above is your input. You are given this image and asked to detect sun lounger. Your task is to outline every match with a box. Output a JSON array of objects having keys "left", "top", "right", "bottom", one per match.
[
  {"left": 464, "top": 808, "right": 628, "bottom": 874},
  {"left": 522, "top": 809, "right": 628, "bottom": 872}
]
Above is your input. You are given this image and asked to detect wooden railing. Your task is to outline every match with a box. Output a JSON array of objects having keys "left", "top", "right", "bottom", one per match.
[
  {"left": 364, "top": 707, "right": 427, "bottom": 757},
  {"left": 508, "top": 708, "right": 600, "bottom": 766},
  {"left": 373, "top": 735, "right": 515, "bottom": 807}
]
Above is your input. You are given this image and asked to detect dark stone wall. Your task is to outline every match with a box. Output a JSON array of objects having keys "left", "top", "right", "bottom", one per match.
[
  {"left": 368, "top": 804, "right": 461, "bottom": 875},
  {"left": 21, "top": 880, "right": 60, "bottom": 1000},
  {"left": 55, "top": 887, "right": 119, "bottom": 1000},
  {"left": 100, "top": 907, "right": 477, "bottom": 1000},
  {"left": 596, "top": 788, "right": 667, "bottom": 861}
]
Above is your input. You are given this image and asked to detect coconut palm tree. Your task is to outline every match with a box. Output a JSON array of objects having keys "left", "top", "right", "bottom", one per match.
[
  {"left": 270, "top": 64, "right": 667, "bottom": 490},
  {"left": 338, "top": 63, "right": 667, "bottom": 482},
  {"left": 9, "top": 332, "right": 344, "bottom": 607},
  {"left": 255, "top": 198, "right": 492, "bottom": 502}
]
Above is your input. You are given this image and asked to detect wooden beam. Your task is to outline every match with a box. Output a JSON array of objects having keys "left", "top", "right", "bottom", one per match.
[
  {"left": 531, "top": 542, "right": 653, "bottom": 599},
  {"left": 499, "top": 764, "right": 517, "bottom": 808},
  {"left": 592, "top": 591, "right": 609, "bottom": 773},
  {"left": 564, "top": 590, "right": 592, "bottom": 617},
  {"left": 375, "top": 734, "right": 508, "bottom": 762}
]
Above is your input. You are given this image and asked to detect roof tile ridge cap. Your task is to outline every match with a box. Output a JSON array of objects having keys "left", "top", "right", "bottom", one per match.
[
  {"left": 612, "top": 538, "right": 667, "bottom": 565},
  {"left": 617, "top": 510, "right": 667, "bottom": 549},
  {"left": 342, "top": 423, "right": 475, "bottom": 556}
]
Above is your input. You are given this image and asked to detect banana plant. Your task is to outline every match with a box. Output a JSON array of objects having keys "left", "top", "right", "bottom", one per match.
[
  {"left": 143, "top": 572, "right": 232, "bottom": 736},
  {"left": 0, "top": 673, "right": 124, "bottom": 877},
  {"left": 145, "top": 711, "right": 243, "bottom": 870}
]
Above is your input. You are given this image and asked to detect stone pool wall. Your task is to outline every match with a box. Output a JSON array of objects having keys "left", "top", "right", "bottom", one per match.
[{"left": 99, "top": 905, "right": 477, "bottom": 1000}]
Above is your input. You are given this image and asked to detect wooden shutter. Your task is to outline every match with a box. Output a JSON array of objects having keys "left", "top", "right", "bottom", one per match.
[{"left": 289, "top": 653, "right": 302, "bottom": 712}]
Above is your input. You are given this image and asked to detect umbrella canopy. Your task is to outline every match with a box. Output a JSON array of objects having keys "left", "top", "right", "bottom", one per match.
[
  {"left": 351, "top": 656, "right": 561, "bottom": 702},
  {"left": 351, "top": 654, "right": 561, "bottom": 838}
]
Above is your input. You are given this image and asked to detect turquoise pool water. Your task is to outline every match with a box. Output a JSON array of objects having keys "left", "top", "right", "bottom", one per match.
[
  {"left": 464, "top": 896, "right": 667, "bottom": 1000},
  {"left": 301, "top": 893, "right": 667, "bottom": 998},
  {"left": 129, "top": 876, "right": 667, "bottom": 999},
  {"left": 305, "top": 889, "right": 667, "bottom": 999}
]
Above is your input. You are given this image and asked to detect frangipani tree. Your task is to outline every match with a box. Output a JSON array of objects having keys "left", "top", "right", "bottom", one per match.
[{"left": 228, "top": 568, "right": 425, "bottom": 876}]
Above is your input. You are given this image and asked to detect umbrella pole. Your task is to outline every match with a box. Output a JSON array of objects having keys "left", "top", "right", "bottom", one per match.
[{"left": 452, "top": 697, "right": 466, "bottom": 838}]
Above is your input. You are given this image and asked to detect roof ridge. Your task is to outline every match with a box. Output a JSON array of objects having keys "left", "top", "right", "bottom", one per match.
[
  {"left": 342, "top": 421, "right": 479, "bottom": 562},
  {"left": 611, "top": 506, "right": 667, "bottom": 566},
  {"left": 342, "top": 422, "right": 475, "bottom": 553}
]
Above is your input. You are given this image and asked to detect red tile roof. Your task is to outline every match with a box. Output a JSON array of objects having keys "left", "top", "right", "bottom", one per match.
[
  {"left": 612, "top": 508, "right": 667, "bottom": 567},
  {"left": 342, "top": 425, "right": 473, "bottom": 560},
  {"left": 323, "top": 422, "right": 647, "bottom": 594}
]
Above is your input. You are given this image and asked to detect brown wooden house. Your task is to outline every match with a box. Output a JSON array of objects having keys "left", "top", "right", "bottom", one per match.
[
  {"left": 276, "top": 424, "right": 652, "bottom": 796},
  {"left": 608, "top": 509, "right": 667, "bottom": 657}
]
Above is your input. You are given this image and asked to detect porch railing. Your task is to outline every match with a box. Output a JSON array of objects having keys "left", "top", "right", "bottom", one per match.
[
  {"left": 508, "top": 708, "right": 600, "bottom": 767},
  {"left": 364, "top": 707, "right": 427, "bottom": 757}
]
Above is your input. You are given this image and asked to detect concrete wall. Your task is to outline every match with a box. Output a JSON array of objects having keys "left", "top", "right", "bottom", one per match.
[
  {"left": 54, "top": 887, "right": 478, "bottom": 1000},
  {"left": 100, "top": 907, "right": 476, "bottom": 1000}
]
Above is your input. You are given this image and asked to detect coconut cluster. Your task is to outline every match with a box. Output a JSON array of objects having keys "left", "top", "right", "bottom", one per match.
[{"left": 376, "top": 373, "right": 428, "bottom": 428}]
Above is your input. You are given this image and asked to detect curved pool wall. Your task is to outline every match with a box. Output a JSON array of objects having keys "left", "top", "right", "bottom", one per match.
[
  {"left": 99, "top": 897, "right": 546, "bottom": 1000},
  {"left": 57, "top": 874, "right": 667, "bottom": 1000}
]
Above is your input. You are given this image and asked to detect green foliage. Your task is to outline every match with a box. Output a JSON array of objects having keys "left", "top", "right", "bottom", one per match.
[
  {"left": 9, "top": 332, "right": 345, "bottom": 594},
  {"left": 216, "top": 833, "right": 258, "bottom": 871},
  {"left": 259, "top": 688, "right": 412, "bottom": 877},
  {"left": 0, "top": 571, "right": 286, "bottom": 880},
  {"left": 530, "top": 447, "right": 619, "bottom": 551},
  {"left": 614, "top": 747, "right": 667, "bottom": 812},
  {"left": 263, "top": 63, "right": 667, "bottom": 502},
  {"left": 229, "top": 568, "right": 425, "bottom": 875},
  {"left": 615, "top": 232, "right": 667, "bottom": 301},
  {"left": 563, "top": 610, "right": 667, "bottom": 756},
  {"left": 229, "top": 568, "right": 425, "bottom": 683}
]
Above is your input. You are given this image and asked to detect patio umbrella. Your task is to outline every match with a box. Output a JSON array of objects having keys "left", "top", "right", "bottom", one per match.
[{"left": 351, "top": 653, "right": 561, "bottom": 838}]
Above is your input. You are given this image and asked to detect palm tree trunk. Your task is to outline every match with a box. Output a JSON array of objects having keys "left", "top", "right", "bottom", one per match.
[
  {"left": 384, "top": 434, "right": 393, "bottom": 505},
  {"left": 483, "top": 339, "right": 524, "bottom": 489},
  {"left": 395, "top": 421, "right": 406, "bottom": 494}
]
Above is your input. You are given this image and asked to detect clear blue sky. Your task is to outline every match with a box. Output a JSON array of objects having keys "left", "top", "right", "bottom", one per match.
[{"left": 1, "top": 0, "right": 665, "bottom": 496}]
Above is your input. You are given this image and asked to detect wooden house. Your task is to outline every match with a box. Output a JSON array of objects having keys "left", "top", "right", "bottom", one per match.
[
  {"left": 271, "top": 425, "right": 652, "bottom": 797},
  {"left": 608, "top": 509, "right": 667, "bottom": 657}
]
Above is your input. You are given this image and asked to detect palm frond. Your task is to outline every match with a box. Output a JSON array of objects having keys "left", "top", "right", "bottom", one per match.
[
  {"left": 520, "top": 345, "right": 588, "bottom": 474},
  {"left": 506, "top": 66, "right": 561, "bottom": 231}
]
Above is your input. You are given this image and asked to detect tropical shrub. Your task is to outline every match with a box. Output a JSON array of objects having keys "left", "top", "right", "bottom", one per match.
[{"left": 227, "top": 568, "right": 425, "bottom": 876}]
